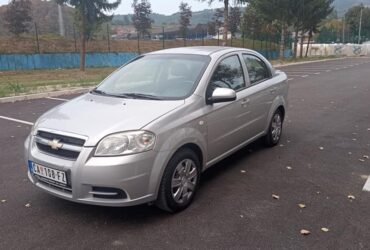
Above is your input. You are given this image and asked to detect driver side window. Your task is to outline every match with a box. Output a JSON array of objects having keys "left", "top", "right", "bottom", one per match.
[{"left": 209, "top": 55, "right": 245, "bottom": 91}]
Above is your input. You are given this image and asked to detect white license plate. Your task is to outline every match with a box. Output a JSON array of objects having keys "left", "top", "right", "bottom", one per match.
[{"left": 30, "top": 162, "right": 67, "bottom": 186}]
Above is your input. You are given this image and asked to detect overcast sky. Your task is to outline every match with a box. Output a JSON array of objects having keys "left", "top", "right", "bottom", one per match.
[{"left": 0, "top": 0, "right": 228, "bottom": 15}]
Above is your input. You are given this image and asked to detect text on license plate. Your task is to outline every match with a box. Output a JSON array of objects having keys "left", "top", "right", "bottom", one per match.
[{"left": 30, "top": 162, "right": 67, "bottom": 185}]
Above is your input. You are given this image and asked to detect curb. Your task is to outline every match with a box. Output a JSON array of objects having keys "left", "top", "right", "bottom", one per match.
[
  {"left": 273, "top": 57, "right": 345, "bottom": 68},
  {"left": 0, "top": 87, "right": 92, "bottom": 103}
]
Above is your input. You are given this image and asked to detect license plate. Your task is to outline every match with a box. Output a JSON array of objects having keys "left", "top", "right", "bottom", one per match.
[{"left": 29, "top": 161, "right": 67, "bottom": 186}]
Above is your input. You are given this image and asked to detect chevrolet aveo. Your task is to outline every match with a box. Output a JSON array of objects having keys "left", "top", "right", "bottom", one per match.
[{"left": 25, "top": 47, "right": 288, "bottom": 212}]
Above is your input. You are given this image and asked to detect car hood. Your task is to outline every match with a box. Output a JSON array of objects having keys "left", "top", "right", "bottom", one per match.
[{"left": 35, "top": 93, "right": 184, "bottom": 146}]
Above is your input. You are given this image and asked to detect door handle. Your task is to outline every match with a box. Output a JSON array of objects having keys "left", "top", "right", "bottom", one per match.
[{"left": 241, "top": 99, "right": 250, "bottom": 106}]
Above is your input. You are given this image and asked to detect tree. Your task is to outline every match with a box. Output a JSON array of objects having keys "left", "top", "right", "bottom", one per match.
[
  {"left": 249, "top": 0, "right": 295, "bottom": 60},
  {"left": 132, "top": 0, "right": 153, "bottom": 38},
  {"left": 213, "top": 8, "right": 224, "bottom": 30},
  {"left": 179, "top": 2, "right": 192, "bottom": 43},
  {"left": 56, "top": 0, "right": 121, "bottom": 71},
  {"left": 4, "top": 0, "right": 32, "bottom": 36},
  {"left": 207, "top": 21, "right": 217, "bottom": 36},
  {"left": 229, "top": 7, "right": 241, "bottom": 37},
  {"left": 302, "top": 0, "right": 334, "bottom": 57},
  {"left": 346, "top": 5, "right": 370, "bottom": 44},
  {"left": 201, "top": 0, "right": 248, "bottom": 45}
]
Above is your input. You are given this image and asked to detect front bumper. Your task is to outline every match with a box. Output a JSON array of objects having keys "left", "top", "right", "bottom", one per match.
[{"left": 25, "top": 135, "right": 163, "bottom": 207}]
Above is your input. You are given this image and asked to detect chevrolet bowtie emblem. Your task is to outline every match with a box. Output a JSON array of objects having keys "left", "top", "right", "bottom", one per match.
[{"left": 48, "top": 139, "right": 63, "bottom": 150}]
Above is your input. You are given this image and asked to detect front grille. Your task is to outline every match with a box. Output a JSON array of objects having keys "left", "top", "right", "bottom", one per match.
[
  {"left": 36, "top": 142, "right": 80, "bottom": 159},
  {"left": 36, "top": 130, "right": 85, "bottom": 160},
  {"left": 37, "top": 177, "right": 72, "bottom": 194},
  {"left": 37, "top": 131, "right": 85, "bottom": 146}
]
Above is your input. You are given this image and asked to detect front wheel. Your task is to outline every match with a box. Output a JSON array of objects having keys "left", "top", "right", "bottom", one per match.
[
  {"left": 156, "top": 148, "right": 201, "bottom": 213},
  {"left": 263, "top": 109, "right": 283, "bottom": 147}
]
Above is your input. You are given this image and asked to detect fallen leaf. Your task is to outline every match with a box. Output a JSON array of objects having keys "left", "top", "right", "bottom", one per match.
[
  {"left": 352, "top": 138, "right": 357, "bottom": 141},
  {"left": 367, "top": 128, "right": 370, "bottom": 131},
  {"left": 363, "top": 155, "right": 369, "bottom": 159},
  {"left": 348, "top": 152, "right": 352, "bottom": 155},
  {"left": 1, "top": 199, "right": 6, "bottom": 203},
  {"left": 321, "top": 227, "right": 329, "bottom": 232},
  {"left": 25, "top": 203, "right": 31, "bottom": 208},
  {"left": 240, "top": 170, "right": 246, "bottom": 174},
  {"left": 359, "top": 159, "right": 365, "bottom": 162},
  {"left": 298, "top": 203, "right": 306, "bottom": 209},
  {"left": 279, "top": 144, "right": 284, "bottom": 147},
  {"left": 300, "top": 229, "right": 310, "bottom": 235},
  {"left": 286, "top": 166, "right": 292, "bottom": 170},
  {"left": 316, "top": 191, "right": 321, "bottom": 194},
  {"left": 347, "top": 195, "right": 355, "bottom": 200},
  {"left": 240, "top": 215, "right": 244, "bottom": 218},
  {"left": 272, "top": 194, "right": 280, "bottom": 200},
  {"left": 319, "top": 147, "right": 324, "bottom": 150}
]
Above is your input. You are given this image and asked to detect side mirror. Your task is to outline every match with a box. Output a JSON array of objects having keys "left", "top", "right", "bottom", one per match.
[{"left": 207, "top": 87, "right": 236, "bottom": 104}]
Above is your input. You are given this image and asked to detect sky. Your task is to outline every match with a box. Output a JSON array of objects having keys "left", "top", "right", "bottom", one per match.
[{"left": 0, "top": 0, "right": 226, "bottom": 15}]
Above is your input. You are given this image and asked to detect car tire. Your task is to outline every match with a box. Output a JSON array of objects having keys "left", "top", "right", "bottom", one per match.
[
  {"left": 263, "top": 109, "right": 283, "bottom": 147},
  {"left": 156, "top": 148, "right": 201, "bottom": 213}
]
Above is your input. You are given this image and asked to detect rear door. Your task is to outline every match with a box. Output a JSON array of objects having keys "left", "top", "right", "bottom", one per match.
[{"left": 241, "top": 53, "right": 277, "bottom": 135}]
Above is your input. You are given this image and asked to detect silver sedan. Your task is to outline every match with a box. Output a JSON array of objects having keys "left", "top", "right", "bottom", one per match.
[{"left": 25, "top": 46, "right": 288, "bottom": 212}]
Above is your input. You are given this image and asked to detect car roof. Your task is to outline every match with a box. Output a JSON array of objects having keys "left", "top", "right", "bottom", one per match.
[{"left": 146, "top": 46, "right": 255, "bottom": 56}]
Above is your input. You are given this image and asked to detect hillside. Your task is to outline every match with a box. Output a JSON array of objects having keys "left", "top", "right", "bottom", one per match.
[
  {"left": 113, "top": 9, "right": 217, "bottom": 26},
  {"left": 0, "top": 0, "right": 75, "bottom": 37},
  {"left": 334, "top": 0, "right": 370, "bottom": 15}
]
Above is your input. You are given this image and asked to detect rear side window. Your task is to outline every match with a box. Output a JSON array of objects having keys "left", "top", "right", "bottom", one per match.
[
  {"left": 242, "top": 54, "right": 270, "bottom": 85},
  {"left": 209, "top": 55, "right": 245, "bottom": 91}
]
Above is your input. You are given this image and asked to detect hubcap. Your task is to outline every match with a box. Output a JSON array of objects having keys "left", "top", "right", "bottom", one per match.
[
  {"left": 271, "top": 113, "right": 282, "bottom": 142},
  {"left": 171, "top": 159, "right": 198, "bottom": 204}
]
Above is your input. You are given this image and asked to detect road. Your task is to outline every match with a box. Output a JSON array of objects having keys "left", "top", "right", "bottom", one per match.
[{"left": 0, "top": 57, "right": 370, "bottom": 249}]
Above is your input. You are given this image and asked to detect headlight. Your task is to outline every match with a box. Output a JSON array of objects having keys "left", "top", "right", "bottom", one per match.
[{"left": 95, "top": 131, "right": 156, "bottom": 156}]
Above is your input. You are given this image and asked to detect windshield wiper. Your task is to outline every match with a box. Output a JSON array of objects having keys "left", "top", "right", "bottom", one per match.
[
  {"left": 116, "top": 93, "right": 163, "bottom": 100},
  {"left": 91, "top": 89, "right": 108, "bottom": 96}
]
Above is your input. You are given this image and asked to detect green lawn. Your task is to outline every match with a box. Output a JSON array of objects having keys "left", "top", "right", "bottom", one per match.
[{"left": 0, "top": 68, "right": 115, "bottom": 97}]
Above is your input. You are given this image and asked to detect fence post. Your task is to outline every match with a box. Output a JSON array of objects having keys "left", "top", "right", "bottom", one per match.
[
  {"left": 34, "top": 22, "right": 40, "bottom": 54},
  {"left": 162, "top": 26, "right": 165, "bottom": 49},
  {"left": 137, "top": 32, "right": 140, "bottom": 54},
  {"left": 252, "top": 32, "right": 255, "bottom": 49},
  {"left": 202, "top": 29, "right": 205, "bottom": 46},
  {"left": 217, "top": 29, "right": 220, "bottom": 46},
  {"left": 73, "top": 25, "right": 77, "bottom": 52},
  {"left": 242, "top": 32, "right": 245, "bottom": 48},
  {"left": 107, "top": 23, "right": 111, "bottom": 52}
]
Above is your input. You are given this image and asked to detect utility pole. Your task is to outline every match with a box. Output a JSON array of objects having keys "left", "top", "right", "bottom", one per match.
[
  {"left": 358, "top": 6, "right": 363, "bottom": 44},
  {"left": 58, "top": 4, "right": 65, "bottom": 37},
  {"left": 342, "top": 16, "right": 345, "bottom": 43}
]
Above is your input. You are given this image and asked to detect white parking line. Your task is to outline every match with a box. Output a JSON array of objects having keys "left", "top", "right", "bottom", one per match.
[
  {"left": 0, "top": 116, "right": 34, "bottom": 126},
  {"left": 363, "top": 176, "right": 370, "bottom": 192},
  {"left": 45, "top": 97, "right": 69, "bottom": 101}
]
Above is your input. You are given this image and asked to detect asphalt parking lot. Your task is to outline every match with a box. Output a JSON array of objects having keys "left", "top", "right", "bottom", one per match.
[{"left": 1, "top": 57, "right": 370, "bottom": 249}]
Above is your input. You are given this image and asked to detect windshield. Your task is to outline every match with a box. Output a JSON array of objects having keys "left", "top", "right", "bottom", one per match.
[{"left": 95, "top": 54, "right": 210, "bottom": 100}]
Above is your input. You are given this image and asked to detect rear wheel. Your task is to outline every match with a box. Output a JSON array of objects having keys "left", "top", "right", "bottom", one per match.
[
  {"left": 263, "top": 109, "right": 283, "bottom": 147},
  {"left": 156, "top": 148, "right": 201, "bottom": 213}
]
